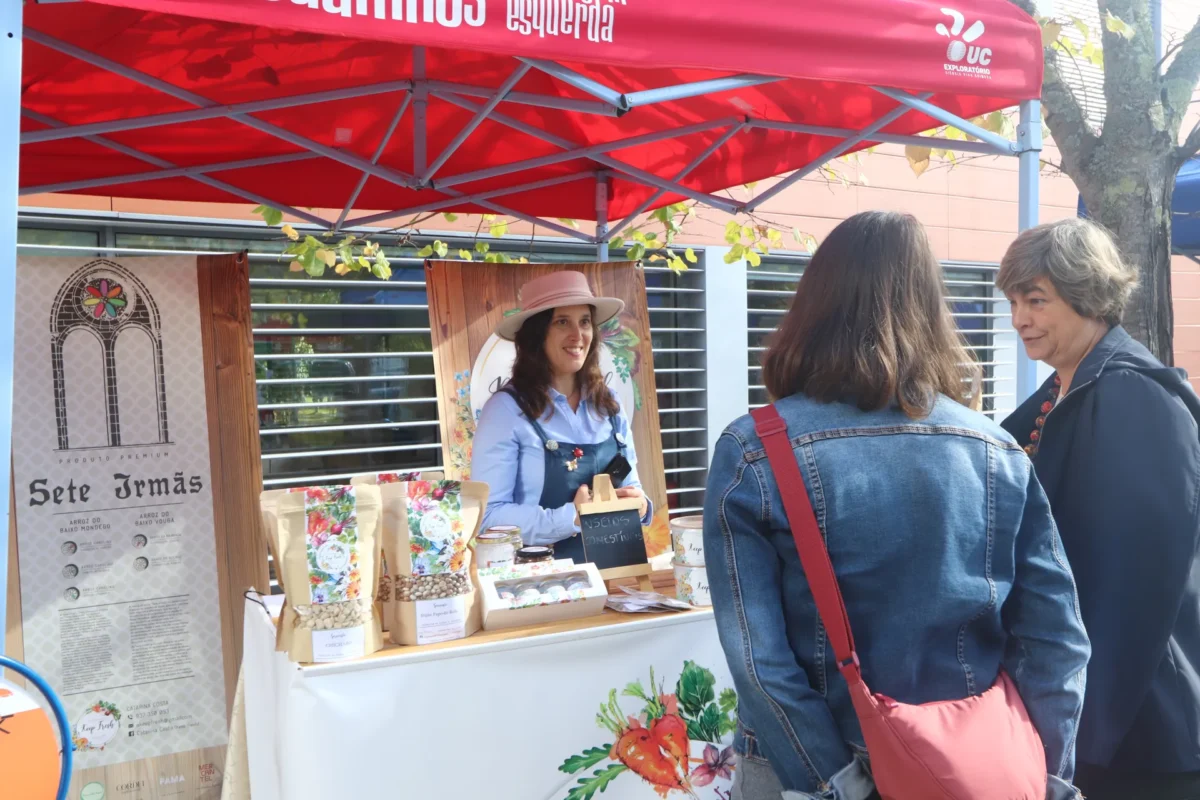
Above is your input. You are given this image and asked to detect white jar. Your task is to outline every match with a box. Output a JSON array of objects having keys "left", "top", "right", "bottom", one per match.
[
  {"left": 670, "top": 515, "right": 705, "bottom": 567},
  {"left": 474, "top": 530, "right": 516, "bottom": 569}
]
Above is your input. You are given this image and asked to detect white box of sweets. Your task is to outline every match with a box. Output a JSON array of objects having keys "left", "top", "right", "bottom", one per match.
[{"left": 477, "top": 559, "right": 608, "bottom": 630}]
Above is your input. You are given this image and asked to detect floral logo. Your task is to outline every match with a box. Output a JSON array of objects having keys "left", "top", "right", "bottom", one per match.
[
  {"left": 72, "top": 700, "right": 121, "bottom": 751},
  {"left": 559, "top": 662, "right": 737, "bottom": 799},
  {"left": 81, "top": 278, "right": 128, "bottom": 320}
]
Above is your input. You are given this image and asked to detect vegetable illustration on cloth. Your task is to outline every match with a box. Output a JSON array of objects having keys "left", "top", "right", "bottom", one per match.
[{"left": 558, "top": 662, "right": 737, "bottom": 799}]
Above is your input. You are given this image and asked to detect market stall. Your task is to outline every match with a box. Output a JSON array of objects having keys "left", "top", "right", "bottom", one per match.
[{"left": 1, "top": 2, "right": 1047, "bottom": 798}]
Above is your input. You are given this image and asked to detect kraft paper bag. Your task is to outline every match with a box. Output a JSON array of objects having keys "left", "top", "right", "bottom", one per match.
[
  {"left": 271, "top": 485, "right": 384, "bottom": 663},
  {"left": 350, "top": 471, "right": 446, "bottom": 632},
  {"left": 378, "top": 479, "right": 488, "bottom": 646},
  {"left": 259, "top": 488, "right": 289, "bottom": 652}
]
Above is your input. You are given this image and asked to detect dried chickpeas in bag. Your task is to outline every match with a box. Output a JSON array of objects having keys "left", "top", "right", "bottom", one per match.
[{"left": 273, "top": 485, "right": 384, "bottom": 663}]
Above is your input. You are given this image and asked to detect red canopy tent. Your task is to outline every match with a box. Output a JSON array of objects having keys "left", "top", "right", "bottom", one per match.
[{"left": 0, "top": 0, "right": 1045, "bottom": 641}]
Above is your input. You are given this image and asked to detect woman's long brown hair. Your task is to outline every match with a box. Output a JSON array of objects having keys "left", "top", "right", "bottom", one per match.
[
  {"left": 506, "top": 306, "right": 621, "bottom": 421},
  {"left": 761, "top": 211, "right": 970, "bottom": 418}
]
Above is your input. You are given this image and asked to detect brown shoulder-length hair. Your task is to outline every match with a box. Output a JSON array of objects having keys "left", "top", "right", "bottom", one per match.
[
  {"left": 507, "top": 306, "right": 621, "bottom": 421},
  {"left": 761, "top": 211, "right": 970, "bottom": 418}
]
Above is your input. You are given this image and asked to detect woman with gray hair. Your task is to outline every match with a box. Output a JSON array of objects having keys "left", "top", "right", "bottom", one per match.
[{"left": 999, "top": 218, "right": 1200, "bottom": 800}]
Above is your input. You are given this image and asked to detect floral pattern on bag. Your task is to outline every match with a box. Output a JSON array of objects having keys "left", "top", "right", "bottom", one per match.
[
  {"left": 378, "top": 471, "right": 421, "bottom": 484},
  {"left": 304, "top": 486, "right": 361, "bottom": 605},
  {"left": 405, "top": 480, "right": 466, "bottom": 576}
]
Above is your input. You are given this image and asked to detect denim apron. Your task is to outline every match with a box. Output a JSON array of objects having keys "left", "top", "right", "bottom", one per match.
[{"left": 504, "top": 388, "right": 625, "bottom": 564}]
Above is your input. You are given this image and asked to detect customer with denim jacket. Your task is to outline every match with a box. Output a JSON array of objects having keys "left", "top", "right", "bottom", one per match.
[
  {"left": 704, "top": 211, "right": 1091, "bottom": 800},
  {"left": 999, "top": 219, "right": 1200, "bottom": 800}
]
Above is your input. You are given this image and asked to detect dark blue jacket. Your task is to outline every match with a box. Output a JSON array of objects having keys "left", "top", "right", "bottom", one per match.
[{"left": 1003, "top": 326, "right": 1200, "bottom": 773}]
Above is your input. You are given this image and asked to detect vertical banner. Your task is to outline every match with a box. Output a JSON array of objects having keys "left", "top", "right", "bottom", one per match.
[
  {"left": 12, "top": 257, "right": 228, "bottom": 798},
  {"left": 424, "top": 261, "right": 671, "bottom": 560}
]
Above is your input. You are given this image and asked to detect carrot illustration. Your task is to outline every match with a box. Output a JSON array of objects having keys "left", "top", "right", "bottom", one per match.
[
  {"left": 612, "top": 724, "right": 686, "bottom": 794},
  {"left": 596, "top": 690, "right": 696, "bottom": 798},
  {"left": 650, "top": 713, "right": 690, "bottom": 779}
]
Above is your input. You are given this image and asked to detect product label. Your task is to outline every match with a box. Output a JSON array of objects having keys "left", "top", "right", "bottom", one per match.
[
  {"left": 311, "top": 627, "right": 366, "bottom": 663},
  {"left": 414, "top": 596, "right": 468, "bottom": 645}
]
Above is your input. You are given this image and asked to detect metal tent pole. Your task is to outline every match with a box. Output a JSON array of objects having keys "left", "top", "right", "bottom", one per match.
[
  {"left": 596, "top": 173, "right": 609, "bottom": 262},
  {"left": 1015, "top": 99, "right": 1043, "bottom": 402},
  {"left": 0, "top": 0, "right": 23, "bottom": 655}
]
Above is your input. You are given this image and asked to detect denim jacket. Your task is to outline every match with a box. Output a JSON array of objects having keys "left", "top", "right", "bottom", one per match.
[{"left": 703, "top": 393, "right": 1091, "bottom": 799}]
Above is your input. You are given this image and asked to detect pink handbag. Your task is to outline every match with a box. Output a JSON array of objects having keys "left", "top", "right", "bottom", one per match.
[{"left": 752, "top": 405, "right": 1048, "bottom": 800}]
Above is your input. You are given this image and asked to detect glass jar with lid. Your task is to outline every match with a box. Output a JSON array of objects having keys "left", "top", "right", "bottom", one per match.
[
  {"left": 475, "top": 529, "right": 517, "bottom": 569},
  {"left": 514, "top": 545, "right": 553, "bottom": 565}
]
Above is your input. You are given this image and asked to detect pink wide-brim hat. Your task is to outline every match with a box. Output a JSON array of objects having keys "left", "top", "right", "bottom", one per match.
[{"left": 494, "top": 271, "right": 624, "bottom": 341}]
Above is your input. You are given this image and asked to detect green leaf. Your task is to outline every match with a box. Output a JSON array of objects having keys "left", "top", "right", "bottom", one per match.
[
  {"left": 458, "top": 249, "right": 473, "bottom": 261},
  {"left": 417, "top": 245, "right": 434, "bottom": 258},
  {"left": 608, "top": 235, "right": 626, "bottom": 251},
  {"left": 372, "top": 250, "right": 392, "bottom": 280},
  {"left": 475, "top": 240, "right": 490, "bottom": 254},
  {"left": 627, "top": 243, "right": 646, "bottom": 262},
  {"left": 643, "top": 231, "right": 658, "bottom": 242},
  {"left": 669, "top": 256, "right": 687, "bottom": 273},
  {"left": 631, "top": 230, "right": 647, "bottom": 244},
  {"left": 1069, "top": 15, "right": 1089, "bottom": 42},
  {"left": 622, "top": 681, "right": 648, "bottom": 700},
  {"left": 489, "top": 220, "right": 509, "bottom": 238},
  {"left": 1104, "top": 10, "right": 1135, "bottom": 39},
  {"left": 686, "top": 703, "right": 724, "bottom": 744},
  {"left": 676, "top": 661, "right": 717, "bottom": 719},
  {"left": 685, "top": 247, "right": 698, "bottom": 264},
  {"left": 263, "top": 207, "right": 284, "bottom": 227},
  {"left": 433, "top": 240, "right": 449, "bottom": 258},
  {"left": 443, "top": 212, "right": 458, "bottom": 222},
  {"left": 719, "top": 688, "right": 738, "bottom": 715},
  {"left": 746, "top": 249, "right": 762, "bottom": 267},
  {"left": 559, "top": 746, "right": 613, "bottom": 775},
  {"left": 565, "top": 764, "right": 627, "bottom": 800},
  {"left": 557, "top": 217, "right": 580, "bottom": 229},
  {"left": 728, "top": 243, "right": 745, "bottom": 261}
]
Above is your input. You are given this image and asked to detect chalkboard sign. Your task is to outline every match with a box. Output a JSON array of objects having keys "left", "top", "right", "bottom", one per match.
[
  {"left": 581, "top": 508, "right": 647, "bottom": 570},
  {"left": 576, "top": 475, "right": 652, "bottom": 585}
]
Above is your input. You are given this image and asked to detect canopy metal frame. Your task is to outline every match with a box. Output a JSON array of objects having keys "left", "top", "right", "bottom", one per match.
[{"left": 0, "top": 14, "right": 1043, "bottom": 641}]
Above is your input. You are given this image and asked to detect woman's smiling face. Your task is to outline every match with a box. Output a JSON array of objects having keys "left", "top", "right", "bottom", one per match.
[{"left": 543, "top": 305, "right": 593, "bottom": 378}]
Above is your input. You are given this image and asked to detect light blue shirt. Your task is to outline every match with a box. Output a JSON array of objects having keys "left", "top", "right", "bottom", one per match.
[{"left": 472, "top": 387, "right": 651, "bottom": 546}]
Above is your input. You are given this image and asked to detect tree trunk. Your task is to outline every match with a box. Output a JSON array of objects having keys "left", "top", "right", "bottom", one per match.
[{"left": 1079, "top": 159, "right": 1176, "bottom": 365}]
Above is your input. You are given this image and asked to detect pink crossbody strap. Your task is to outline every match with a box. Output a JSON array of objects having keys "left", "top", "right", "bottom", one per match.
[{"left": 751, "top": 404, "right": 862, "bottom": 681}]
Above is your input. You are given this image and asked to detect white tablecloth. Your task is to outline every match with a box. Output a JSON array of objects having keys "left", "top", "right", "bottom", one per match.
[{"left": 240, "top": 599, "right": 738, "bottom": 800}]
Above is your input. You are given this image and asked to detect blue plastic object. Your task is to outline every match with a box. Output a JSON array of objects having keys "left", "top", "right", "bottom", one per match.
[{"left": 0, "top": 655, "right": 73, "bottom": 800}]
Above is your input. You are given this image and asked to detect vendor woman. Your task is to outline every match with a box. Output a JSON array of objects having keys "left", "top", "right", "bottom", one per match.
[{"left": 472, "top": 271, "right": 652, "bottom": 561}]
